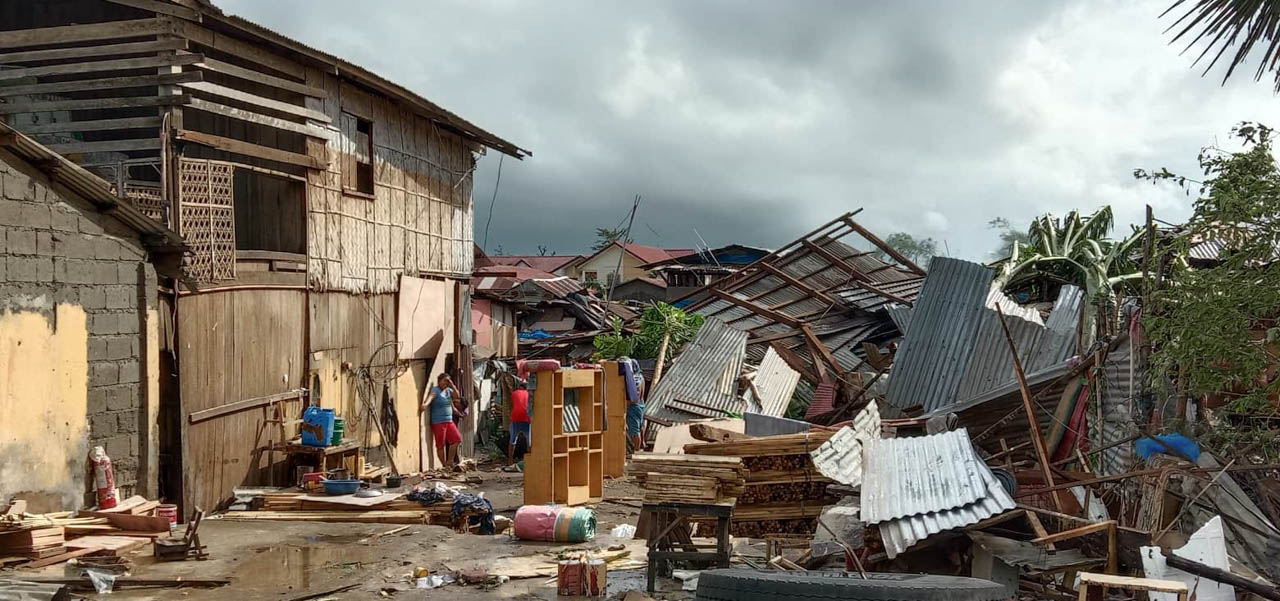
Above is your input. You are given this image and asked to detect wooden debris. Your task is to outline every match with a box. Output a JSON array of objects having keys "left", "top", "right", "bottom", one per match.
[
  {"left": 689, "top": 423, "right": 751, "bottom": 443},
  {"left": 65, "top": 535, "right": 150, "bottom": 557},
  {"left": 221, "top": 510, "right": 435, "bottom": 524},
  {"left": 630, "top": 453, "right": 746, "bottom": 504},
  {"left": 18, "top": 546, "right": 103, "bottom": 570},
  {"left": 684, "top": 431, "right": 834, "bottom": 457},
  {"left": 0, "top": 526, "right": 65, "bottom": 558}
]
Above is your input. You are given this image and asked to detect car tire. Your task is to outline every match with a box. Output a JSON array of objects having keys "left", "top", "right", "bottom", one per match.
[{"left": 694, "top": 569, "right": 1009, "bottom": 601}]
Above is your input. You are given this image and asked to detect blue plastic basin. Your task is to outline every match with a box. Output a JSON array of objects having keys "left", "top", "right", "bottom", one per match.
[{"left": 322, "top": 479, "right": 361, "bottom": 495}]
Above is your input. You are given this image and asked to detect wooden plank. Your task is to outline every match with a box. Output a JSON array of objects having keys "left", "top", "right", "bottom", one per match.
[
  {"left": 45, "top": 139, "right": 161, "bottom": 155},
  {"left": 78, "top": 511, "right": 170, "bottom": 533},
  {"left": 20, "top": 117, "right": 163, "bottom": 135},
  {"left": 801, "top": 324, "right": 845, "bottom": 378},
  {"left": 172, "top": 20, "right": 305, "bottom": 79},
  {"left": 3, "top": 500, "right": 26, "bottom": 516},
  {"left": 175, "top": 129, "right": 324, "bottom": 169},
  {"left": 193, "top": 57, "right": 326, "bottom": 98},
  {"left": 840, "top": 215, "right": 927, "bottom": 275},
  {"left": 1077, "top": 572, "right": 1187, "bottom": 594},
  {"left": 0, "top": 18, "right": 167, "bottom": 50},
  {"left": 0, "top": 94, "right": 190, "bottom": 115},
  {"left": 1032, "top": 520, "right": 1115, "bottom": 545},
  {"left": 17, "top": 546, "right": 103, "bottom": 570},
  {"left": 187, "top": 389, "right": 305, "bottom": 424},
  {"left": 179, "top": 80, "right": 329, "bottom": 122},
  {"left": 996, "top": 305, "right": 1063, "bottom": 512},
  {"left": 561, "top": 369, "right": 596, "bottom": 389},
  {"left": 0, "top": 38, "right": 187, "bottom": 64},
  {"left": 710, "top": 289, "right": 801, "bottom": 328},
  {"left": 1163, "top": 553, "right": 1280, "bottom": 601},
  {"left": 0, "top": 53, "right": 202, "bottom": 82},
  {"left": 64, "top": 536, "right": 150, "bottom": 556},
  {"left": 799, "top": 239, "right": 915, "bottom": 306},
  {"left": 0, "top": 71, "right": 201, "bottom": 96},
  {"left": 186, "top": 98, "right": 329, "bottom": 139},
  {"left": 105, "top": 0, "right": 202, "bottom": 20}
]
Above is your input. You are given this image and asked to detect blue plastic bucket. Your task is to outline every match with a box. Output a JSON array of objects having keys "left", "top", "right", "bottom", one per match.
[{"left": 301, "top": 407, "right": 336, "bottom": 446}]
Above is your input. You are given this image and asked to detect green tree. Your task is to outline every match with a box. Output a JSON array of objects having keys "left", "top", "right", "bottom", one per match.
[
  {"left": 876, "top": 232, "right": 937, "bottom": 266},
  {"left": 592, "top": 226, "right": 631, "bottom": 252},
  {"left": 988, "top": 217, "right": 1032, "bottom": 259},
  {"left": 1138, "top": 122, "right": 1280, "bottom": 411},
  {"left": 592, "top": 303, "right": 704, "bottom": 361},
  {"left": 1163, "top": 0, "right": 1280, "bottom": 92}
]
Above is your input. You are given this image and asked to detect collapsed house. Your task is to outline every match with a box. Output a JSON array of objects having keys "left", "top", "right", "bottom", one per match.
[{"left": 0, "top": 0, "right": 527, "bottom": 512}]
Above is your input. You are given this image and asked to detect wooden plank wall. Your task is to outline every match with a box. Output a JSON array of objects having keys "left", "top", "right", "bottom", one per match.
[
  {"left": 177, "top": 289, "right": 305, "bottom": 511},
  {"left": 305, "top": 71, "right": 477, "bottom": 294}
]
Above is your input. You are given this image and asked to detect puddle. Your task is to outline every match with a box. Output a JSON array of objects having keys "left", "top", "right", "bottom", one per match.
[{"left": 235, "top": 544, "right": 374, "bottom": 592}]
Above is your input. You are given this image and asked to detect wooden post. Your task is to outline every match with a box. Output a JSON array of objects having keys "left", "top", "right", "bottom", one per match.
[
  {"left": 995, "top": 305, "right": 1063, "bottom": 512},
  {"left": 651, "top": 329, "right": 671, "bottom": 390}
]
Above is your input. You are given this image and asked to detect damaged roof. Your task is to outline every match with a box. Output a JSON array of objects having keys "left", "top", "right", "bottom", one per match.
[{"left": 644, "top": 317, "right": 748, "bottom": 437}]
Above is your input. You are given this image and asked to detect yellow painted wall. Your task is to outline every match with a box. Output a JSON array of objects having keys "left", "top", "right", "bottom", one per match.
[
  {"left": 0, "top": 306, "right": 89, "bottom": 511},
  {"left": 577, "top": 246, "right": 647, "bottom": 284}
]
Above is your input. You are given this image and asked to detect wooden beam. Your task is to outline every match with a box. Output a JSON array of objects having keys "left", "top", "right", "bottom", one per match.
[
  {"left": 757, "top": 263, "right": 842, "bottom": 305},
  {"left": 0, "top": 71, "right": 201, "bottom": 96},
  {"left": 186, "top": 97, "right": 329, "bottom": 139},
  {"left": 841, "top": 215, "right": 927, "bottom": 275},
  {"left": 0, "top": 18, "right": 168, "bottom": 50},
  {"left": 802, "top": 324, "right": 845, "bottom": 378},
  {"left": 996, "top": 305, "right": 1063, "bottom": 512},
  {"left": 0, "top": 38, "right": 186, "bottom": 64},
  {"left": 801, "top": 239, "right": 915, "bottom": 306},
  {"left": 1031, "top": 520, "right": 1115, "bottom": 545},
  {"left": 172, "top": 20, "right": 305, "bottom": 79},
  {"left": 1163, "top": 552, "right": 1280, "bottom": 601},
  {"left": 179, "top": 80, "right": 329, "bottom": 123},
  {"left": 105, "top": 0, "right": 202, "bottom": 21},
  {"left": 192, "top": 57, "right": 326, "bottom": 98},
  {"left": 769, "top": 341, "right": 819, "bottom": 383},
  {"left": 20, "top": 117, "right": 163, "bottom": 135},
  {"left": 710, "top": 289, "right": 801, "bottom": 328},
  {"left": 0, "top": 94, "right": 190, "bottom": 115},
  {"left": 47, "top": 139, "right": 162, "bottom": 154},
  {"left": 188, "top": 389, "right": 305, "bottom": 424},
  {"left": 0, "top": 53, "right": 203, "bottom": 82},
  {"left": 175, "top": 129, "right": 323, "bottom": 169}
]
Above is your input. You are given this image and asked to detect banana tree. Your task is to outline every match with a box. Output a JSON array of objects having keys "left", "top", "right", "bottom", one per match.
[{"left": 994, "top": 207, "right": 1146, "bottom": 343}]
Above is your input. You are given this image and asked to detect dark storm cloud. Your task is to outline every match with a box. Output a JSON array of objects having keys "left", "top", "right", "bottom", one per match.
[{"left": 216, "top": 0, "right": 1279, "bottom": 259}]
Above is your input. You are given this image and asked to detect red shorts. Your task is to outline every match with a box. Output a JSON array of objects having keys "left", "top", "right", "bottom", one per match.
[{"left": 431, "top": 421, "right": 462, "bottom": 449}]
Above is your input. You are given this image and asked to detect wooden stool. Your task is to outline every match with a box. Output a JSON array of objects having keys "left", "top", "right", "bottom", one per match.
[
  {"left": 642, "top": 502, "right": 732, "bottom": 593},
  {"left": 1077, "top": 572, "right": 1188, "bottom": 601}
]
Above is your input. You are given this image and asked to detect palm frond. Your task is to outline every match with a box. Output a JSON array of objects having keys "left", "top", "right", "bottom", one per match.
[{"left": 1164, "top": 0, "right": 1280, "bottom": 92}]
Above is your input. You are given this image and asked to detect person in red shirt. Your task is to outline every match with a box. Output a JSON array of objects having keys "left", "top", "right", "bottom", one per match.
[{"left": 507, "top": 380, "right": 531, "bottom": 467}]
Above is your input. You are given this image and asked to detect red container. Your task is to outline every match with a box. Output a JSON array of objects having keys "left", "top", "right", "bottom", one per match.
[{"left": 157, "top": 504, "right": 178, "bottom": 525}]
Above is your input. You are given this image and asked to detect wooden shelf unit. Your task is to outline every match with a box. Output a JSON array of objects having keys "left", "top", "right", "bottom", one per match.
[
  {"left": 600, "top": 360, "right": 628, "bottom": 478},
  {"left": 524, "top": 368, "right": 606, "bottom": 506}
]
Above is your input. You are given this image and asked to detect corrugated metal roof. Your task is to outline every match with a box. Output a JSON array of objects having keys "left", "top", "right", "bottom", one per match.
[
  {"left": 884, "top": 258, "right": 995, "bottom": 412},
  {"left": 885, "top": 304, "right": 913, "bottom": 335},
  {"left": 804, "top": 382, "right": 837, "bottom": 420},
  {"left": 836, "top": 277, "right": 926, "bottom": 312},
  {"left": 861, "top": 428, "right": 1016, "bottom": 558},
  {"left": 810, "top": 401, "right": 881, "bottom": 488},
  {"left": 861, "top": 429, "right": 990, "bottom": 523},
  {"left": 644, "top": 318, "right": 747, "bottom": 437},
  {"left": 1098, "top": 333, "right": 1137, "bottom": 476},
  {"left": 745, "top": 347, "right": 801, "bottom": 418}
]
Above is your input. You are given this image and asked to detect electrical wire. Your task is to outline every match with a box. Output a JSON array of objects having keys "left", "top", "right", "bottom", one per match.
[{"left": 482, "top": 154, "right": 504, "bottom": 251}]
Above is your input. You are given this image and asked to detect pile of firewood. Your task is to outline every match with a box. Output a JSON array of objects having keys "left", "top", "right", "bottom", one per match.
[{"left": 630, "top": 453, "right": 746, "bottom": 504}]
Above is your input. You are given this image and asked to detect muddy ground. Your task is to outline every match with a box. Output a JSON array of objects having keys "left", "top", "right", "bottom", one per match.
[{"left": 21, "top": 471, "right": 698, "bottom": 600}]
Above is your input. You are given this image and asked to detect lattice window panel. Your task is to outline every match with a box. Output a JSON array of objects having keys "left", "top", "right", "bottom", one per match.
[
  {"left": 123, "top": 184, "right": 166, "bottom": 224},
  {"left": 178, "top": 158, "right": 236, "bottom": 282}
]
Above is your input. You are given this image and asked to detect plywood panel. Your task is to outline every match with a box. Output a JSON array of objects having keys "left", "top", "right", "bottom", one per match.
[
  {"left": 396, "top": 276, "right": 455, "bottom": 360},
  {"left": 178, "top": 289, "right": 305, "bottom": 511}
]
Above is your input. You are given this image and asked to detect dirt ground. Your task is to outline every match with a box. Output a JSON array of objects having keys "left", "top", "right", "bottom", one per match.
[{"left": 21, "top": 470, "right": 698, "bottom": 600}]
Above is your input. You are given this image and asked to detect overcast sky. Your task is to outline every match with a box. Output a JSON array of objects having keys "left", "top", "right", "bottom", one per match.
[{"left": 220, "top": 0, "right": 1278, "bottom": 260}]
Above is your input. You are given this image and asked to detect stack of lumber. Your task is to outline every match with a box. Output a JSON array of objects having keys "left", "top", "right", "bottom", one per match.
[
  {"left": 0, "top": 526, "right": 65, "bottom": 559},
  {"left": 684, "top": 431, "right": 836, "bottom": 537},
  {"left": 630, "top": 453, "right": 746, "bottom": 504},
  {"left": 232, "top": 491, "right": 454, "bottom": 526}
]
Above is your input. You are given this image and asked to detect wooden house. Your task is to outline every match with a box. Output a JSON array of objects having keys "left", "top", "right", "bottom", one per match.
[{"left": 0, "top": 0, "right": 528, "bottom": 511}]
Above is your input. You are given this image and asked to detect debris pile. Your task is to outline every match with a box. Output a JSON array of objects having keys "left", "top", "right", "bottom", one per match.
[
  {"left": 0, "top": 495, "right": 179, "bottom": 572},
  {"left": 630, "top": 453, "right": 745, "bottom": 504}
]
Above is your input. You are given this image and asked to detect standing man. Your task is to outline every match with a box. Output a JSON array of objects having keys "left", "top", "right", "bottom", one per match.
[
  {"left": 620, "top": 357, "right": 646, "bottom": 454},
  {"left": 422, "top": 373, "right": 463, "bottom": 471},
  {"left": 506, "top": 379, "right": 531, "bottom": 468}
]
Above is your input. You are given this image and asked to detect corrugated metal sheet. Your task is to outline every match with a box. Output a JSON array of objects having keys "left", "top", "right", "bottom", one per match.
[
  {"left": 644, "top": 318, "right": 748, "bottom": 438},
  {"left": 886, "top": 304, "right": 913, "bottom": 335},
  {"left": 803, "top": 382, "right": 837, "bottom": 420},
  {"left": 861, "top": 428, "right": 1016, "bottom": 558},
  {"left": 986, "top": 283, "right": 1043, "bottom": 325},
  {"left": 836, "top": 278, "right": 926, "bottom": 312},
  {"left": 744, "top": 413, "right": 812, "bottom": 436},
  {"left": 810, "top": 401, "right": 881, "bottom": 488},
  {"left": 861, "top": 429, "right": 989, "bottom": 523},
  {"left": 1098, "top": 333, "right": 1138, "bottom": 476},
  {"left": 884, "top": 258, "right": 995, "bottom": 412},
  {"left": 1044, "top": 286, "right": 1084, "bottom": 337},
  {"left": 745, "top": 347, "right": 801, "bottom": 417}
]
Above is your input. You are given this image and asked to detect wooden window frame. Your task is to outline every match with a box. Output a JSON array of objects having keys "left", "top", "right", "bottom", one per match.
[{"left": 341, "top": 111, "right": 375, "bottom": 198}]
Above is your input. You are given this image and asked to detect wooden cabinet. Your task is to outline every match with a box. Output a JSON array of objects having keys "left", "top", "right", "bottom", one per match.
[{"left": 524, "top": 368, "right": 605, "bottom": 506}]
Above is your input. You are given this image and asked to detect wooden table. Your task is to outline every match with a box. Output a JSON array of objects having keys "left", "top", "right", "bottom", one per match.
[
  {"left": 1077, "top": 572, "right": 1188, "bottom": 601},
  {"left": 642, "top": 502, "right": 732, "bottom": 593},
  {"left": 271, "top": 441, "right": 362, "bottom": 480}
]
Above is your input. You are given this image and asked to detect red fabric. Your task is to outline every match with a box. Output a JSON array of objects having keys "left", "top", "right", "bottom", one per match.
[
  {"left": 511, "top": 389, "right": 531, "bottom": 423},
  {"left": 431, "top": 421, "right": 462, "bottom": 449}
]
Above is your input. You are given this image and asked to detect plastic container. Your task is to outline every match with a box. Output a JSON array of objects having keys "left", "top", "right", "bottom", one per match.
[
  {"left": 514, "top": 505, "right": 596, "bottom": 542},
  {"left": 301, "top": 407, "right": 336, "bottom": 447},
  {"left": 322, "top": 479, "right": 361, "bottom": 495},
  {"left": 156, "top": 504, "right": 178, "bottom": 526},
  {"left": 331, "top": 417, "right": 345, "bottom": 445}
]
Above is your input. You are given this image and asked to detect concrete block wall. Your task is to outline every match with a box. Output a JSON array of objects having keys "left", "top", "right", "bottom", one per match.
[{"left": 0, "top": 159, "right": 158, "bottom": 504}]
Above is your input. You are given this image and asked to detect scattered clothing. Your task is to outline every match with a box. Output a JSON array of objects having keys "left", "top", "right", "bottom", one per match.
[
  {"left": 452, "top": 492, "right": 495, "bottom": 535},
  {"left": 380, "top": 385, "right": 398, "bottom": 446},
  {"left": 408, "top": 487, "right": 447, "bottom": 506}
]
